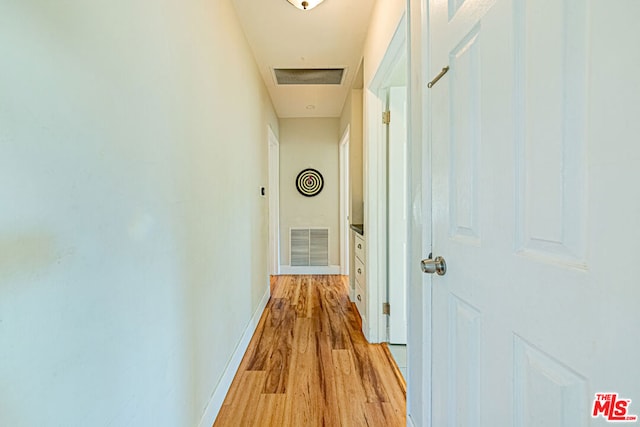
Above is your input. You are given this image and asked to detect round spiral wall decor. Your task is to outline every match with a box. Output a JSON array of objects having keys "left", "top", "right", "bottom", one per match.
[{"left": 296, "top": 168, "right": 324, "bottom": 197}]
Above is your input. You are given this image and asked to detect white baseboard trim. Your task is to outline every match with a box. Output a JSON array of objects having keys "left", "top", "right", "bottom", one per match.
[
  {"left": 278, "top": 265, "right": 341, "bottom": 275},
  {"left": 197, "top": 285, "right": 270, "bottom": 427}
]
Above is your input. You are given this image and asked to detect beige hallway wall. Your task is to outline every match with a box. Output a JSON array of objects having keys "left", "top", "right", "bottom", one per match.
[{"left": 0, "top": 1, "right": 277, "bottom": 425}]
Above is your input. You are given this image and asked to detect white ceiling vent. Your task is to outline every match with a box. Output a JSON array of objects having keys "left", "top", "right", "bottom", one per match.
[{"left": 274, "top": 68, "right": 345, "bottom": 85}]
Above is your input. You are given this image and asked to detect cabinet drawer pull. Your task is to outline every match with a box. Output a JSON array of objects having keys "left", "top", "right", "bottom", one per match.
[
  {"left": 357, "top": 268, "right": 362, "bottom": 274},
  {"left": 357, "top": 243, "right": 362, "bottom": 249},
  {"left": 357, "top": 294, "right": 362, "bottom": 302}
]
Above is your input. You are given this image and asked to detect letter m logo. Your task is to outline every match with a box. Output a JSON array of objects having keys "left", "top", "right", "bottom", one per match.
[{"left": 593, "top": 399, "right": 612, "bottom": 418}]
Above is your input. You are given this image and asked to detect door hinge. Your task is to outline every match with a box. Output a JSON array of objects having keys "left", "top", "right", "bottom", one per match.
[
  {"left": 382, "top": 302, "right": 390, "bottom": 315},
  {"left": 382, "top": 111, "right": 391, "bottom": 125}
]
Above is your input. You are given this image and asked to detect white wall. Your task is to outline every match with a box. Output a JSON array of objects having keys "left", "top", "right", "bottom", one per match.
[
  {"left": 0, "top": 1, "right": 277, "bottom": 426},
  {"left": 363, "top": 1, "right": 407, "bottom": 88},
  {"left": 279, "top": 118, "right": 340, "bottom": 269}
]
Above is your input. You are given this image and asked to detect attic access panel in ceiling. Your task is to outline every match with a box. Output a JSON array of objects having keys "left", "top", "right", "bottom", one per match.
[{"left": 274, "top": 68, "right": 345, "bottom": 85}]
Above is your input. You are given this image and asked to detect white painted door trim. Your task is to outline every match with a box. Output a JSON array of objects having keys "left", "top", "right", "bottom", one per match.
[
  {"left": 267, "top": 125, "right": 280, "bottom": 276},
  {"left": 339, "top": 125, "right": 351, "bottom": 275},
  {"left": 365, "top": 12, "right": 407, "bottom": 344},
  {"left": 407, "top": 0, "right": 433, "bottom": 425}
]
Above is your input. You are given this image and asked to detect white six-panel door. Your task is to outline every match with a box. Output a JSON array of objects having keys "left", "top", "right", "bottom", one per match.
[{"left": 426, "top": 0, "right": 640, "bottom": 425}]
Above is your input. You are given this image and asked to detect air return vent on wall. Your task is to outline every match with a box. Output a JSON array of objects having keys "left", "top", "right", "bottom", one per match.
[
  {"left": 274, "top": 68, "right": 345, "bottom": 85},
  {"left": 290, "top": 228, "right": 329, "bottom": 266}
]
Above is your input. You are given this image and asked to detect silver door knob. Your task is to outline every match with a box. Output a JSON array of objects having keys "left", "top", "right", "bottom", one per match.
[{"left": 421, "top": 256, "right": 447, "bottom": 275}]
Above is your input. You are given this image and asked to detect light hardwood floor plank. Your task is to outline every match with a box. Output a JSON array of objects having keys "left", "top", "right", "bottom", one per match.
[
  {"left": 332, "top": 349, "right": 369, "bottom": 426},
  {"left": 282, "top": 318, "right": 323, "bottom": 426},
  {"left": 213, "top": 371, "right": 266, "bottom": 427},
  {"left": 254, "top": 394, "right": 287, "bottom": 426},
  {"left": 262, "top": 300, "right": 295, "bottom": 393},
  {"left": 315, "top": 320, "right": 341, "bottom": 426}
]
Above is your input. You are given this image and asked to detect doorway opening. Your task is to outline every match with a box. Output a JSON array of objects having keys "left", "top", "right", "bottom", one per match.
[
  {"left": 365, "top": 13, "right": 408, "bottom": 374},
  {"left": 268, "top": 126, "right": 280, "bottom": 276},
  {"left": 339, "top": 126, "right": 351, "bottom": 276}
]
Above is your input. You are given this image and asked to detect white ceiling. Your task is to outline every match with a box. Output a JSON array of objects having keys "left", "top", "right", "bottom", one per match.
[{"left": 231, "top": 0, "right": 376, "bottom": 118}]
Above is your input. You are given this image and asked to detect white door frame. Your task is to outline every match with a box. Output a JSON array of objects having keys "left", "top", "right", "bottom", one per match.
[
  {"left": 268, "top": 125, "right": 280, "bottom": 276},
  {"left": 387, "top": 86, "right": 408, "bottom": 344},
  {"left": 406, "top": 0, "right": 433, "bottom": 425},
  {"left": 339, "top": 126, "right": 351, "bottom": 276},
  {"left": 365, "top": 12, "right": 407, "bottom": 344}
]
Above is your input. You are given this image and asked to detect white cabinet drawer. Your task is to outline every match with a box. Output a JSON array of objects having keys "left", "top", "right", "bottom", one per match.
[
  {"left": 355, "top": 280, "right": 367, "bottom": 321},
  {"left": 354, "top": 233, "right": 365, "bottom": 263},
  {"left": 352, "top": 231, "right": 367, "bottom": 334},
  {"left": 354, "top": 257, "right": 365, "bottom": 284}
]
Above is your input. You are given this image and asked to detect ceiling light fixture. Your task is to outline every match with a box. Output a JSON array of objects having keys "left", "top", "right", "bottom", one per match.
[{"left": 286, "top": 0, "right": 325, "bottom": 11}]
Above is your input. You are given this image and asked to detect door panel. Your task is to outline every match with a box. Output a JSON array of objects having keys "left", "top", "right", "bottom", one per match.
[
  {"left": 448, "top": 25, "right": 481, "bottom": 244},
  {"left": 514, "top": 0, "right": 588, "bottom": 267},
  {"left": 427, "top": 0, "right": 640, "bottom": 425},
  {"left": 513, "top": 335, "right": 588, "bottom": 427},
  {"left": 448, "top": 295, "right": 481, "bottom": 426}
]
